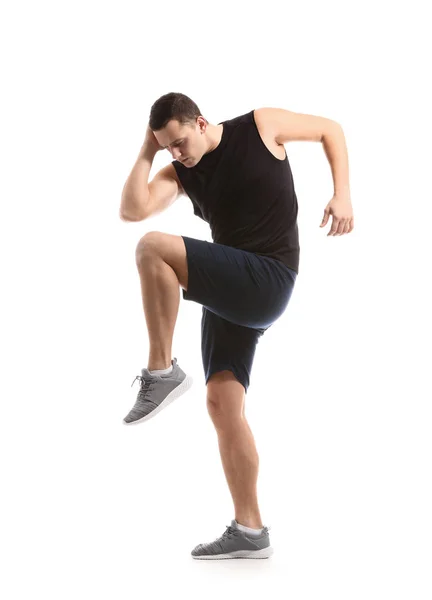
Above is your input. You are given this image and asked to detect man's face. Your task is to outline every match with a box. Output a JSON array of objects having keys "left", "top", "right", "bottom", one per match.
[{"left": 153, "top": 117, "right": 206, "bottom": 167}]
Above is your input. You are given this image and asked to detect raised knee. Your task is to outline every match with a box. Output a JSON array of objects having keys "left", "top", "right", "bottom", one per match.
[{"left": 135, "top": 231, "right": 162, "bottom": 263}]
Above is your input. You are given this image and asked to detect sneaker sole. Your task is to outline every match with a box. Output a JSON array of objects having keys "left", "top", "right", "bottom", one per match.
[
  {"left": 192, "top": 546, "right": 274, "bottom": 560},
  {"left": 123, "top": 374, "right": 193, "bottom": 426}
]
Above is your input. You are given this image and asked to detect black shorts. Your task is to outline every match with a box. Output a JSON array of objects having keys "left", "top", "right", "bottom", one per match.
[{"left": 181, "top": 236, "right": 297, "bottom": 394}]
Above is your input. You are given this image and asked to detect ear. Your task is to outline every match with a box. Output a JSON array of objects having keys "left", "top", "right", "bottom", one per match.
[{"left": 197, "top": 115, "right": 208, "bottom": 131}]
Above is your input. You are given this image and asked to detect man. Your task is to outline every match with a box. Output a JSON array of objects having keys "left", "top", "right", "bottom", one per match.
[{"left": 119, "top": 92, "right": 354, "bottom": 559}]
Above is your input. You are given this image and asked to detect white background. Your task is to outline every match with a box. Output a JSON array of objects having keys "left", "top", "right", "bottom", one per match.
[{"left": 1, "top": 0, "right": 431, "bottom": 598}]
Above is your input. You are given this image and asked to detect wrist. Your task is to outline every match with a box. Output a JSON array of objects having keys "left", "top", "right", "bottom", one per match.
[
  {"left": 140, "top": 144, "right": 158, "bottom": 160},
  {"left": 334, "top": 186, "right": 351, "bottom": 198}
]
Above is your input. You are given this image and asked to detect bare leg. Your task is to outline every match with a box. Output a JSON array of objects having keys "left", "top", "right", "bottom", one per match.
[
  {"left": 216, "top": 419, "right": 264, "bottom": 529},
  {"left": 207, "top": 371, "right": 264, "bottom": 529},
  {"left": 136, "top": 247, "right": 180, "bottom": 372}
]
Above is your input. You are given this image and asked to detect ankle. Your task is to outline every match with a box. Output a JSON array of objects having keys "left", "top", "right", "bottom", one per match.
[
  {"left": 148, "top": 363, "right": 171, "bottom": 371},
  {"left": 235, "top": 516, "right": 263, "bottom": 529},
  {"left": 147, "top": 357, "right": 172, "bottom": 371},
  {"left": 236, "top": 520, "right": 263, "bottom": 530}
]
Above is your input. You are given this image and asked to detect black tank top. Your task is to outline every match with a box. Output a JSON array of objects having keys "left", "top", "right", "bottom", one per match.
[{"left": 172, "top": 109, "right": 300, "bottom": 274}]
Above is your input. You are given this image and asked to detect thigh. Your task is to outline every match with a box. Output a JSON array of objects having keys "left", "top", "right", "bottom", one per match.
[
  {"left": 181, "top": 235, "right": 296, "bottom": 330},
  {"left": 201, "top": 307, "right": 265, "bottom": 395}
]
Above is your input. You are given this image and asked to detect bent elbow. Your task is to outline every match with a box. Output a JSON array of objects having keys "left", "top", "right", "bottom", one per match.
[{"left": 119, "top": 210, "right": 147, "bottom": 222}]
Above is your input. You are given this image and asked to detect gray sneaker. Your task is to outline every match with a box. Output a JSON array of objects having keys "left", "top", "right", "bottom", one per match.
[
  {"left": 191, "top": 519, "right": 273, "bottom": 560},
  {"left": 123, "top": 357, "right": 193, "bottom": 425}
]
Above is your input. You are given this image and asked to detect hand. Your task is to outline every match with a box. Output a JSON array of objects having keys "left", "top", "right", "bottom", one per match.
[
  {"left": 143, "top": 123, "right": 165, "bottom": 154},
  {"left": 320, "top": 194, "right": 354, "bottom": 236}
]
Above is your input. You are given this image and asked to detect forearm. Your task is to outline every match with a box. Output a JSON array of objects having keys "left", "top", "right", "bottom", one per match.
[
  {"left": 322, "top": 123, "right": 351, "bottom": 197},
  {"left": 120, "top": 145, "right": 157, "bottom": 220}
]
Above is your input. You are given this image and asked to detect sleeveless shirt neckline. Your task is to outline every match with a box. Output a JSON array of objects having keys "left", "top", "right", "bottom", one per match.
[{"left": 201, "top": 122, "right": 226, "bottom": 160}]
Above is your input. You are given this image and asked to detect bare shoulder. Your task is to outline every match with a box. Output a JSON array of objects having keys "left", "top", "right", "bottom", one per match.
[
  {"left": 252, "top": 107, "right": 276, "bottom": 136},
  {"left": 251, "top": 108, "right": 287, "bottom": 160},
  {"left": 253, "top": 106, "right": 331, "bottom": 144}
]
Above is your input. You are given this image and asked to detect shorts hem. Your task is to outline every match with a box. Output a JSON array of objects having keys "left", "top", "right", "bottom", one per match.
[{"left": 205, "top": 365, "right": 249, "bottom": 394}]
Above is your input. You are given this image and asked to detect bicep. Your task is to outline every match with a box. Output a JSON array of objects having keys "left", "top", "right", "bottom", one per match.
[{"left": 145, "top": 164, "right": 184, "bottom": 218}]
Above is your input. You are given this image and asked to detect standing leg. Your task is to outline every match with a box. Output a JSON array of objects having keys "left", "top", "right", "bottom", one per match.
[
  {"left": 135, "top": 232, "right": 189, "bottom": 371},
  {"left": 206, "top": 370, "right": 264, "bottom": 529}
]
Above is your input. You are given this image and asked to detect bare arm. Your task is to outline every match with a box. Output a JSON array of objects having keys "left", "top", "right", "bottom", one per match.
[
  {"left": 321, "top": 123, "right": 351, "bottom": 197},
  {"left": 119, "top": 145, "right": 157, "bottom": 221}
]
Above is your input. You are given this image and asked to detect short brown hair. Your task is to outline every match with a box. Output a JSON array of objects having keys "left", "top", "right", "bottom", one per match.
[{"left": 149, "top": 92, "right": 205, "bottom": 131}]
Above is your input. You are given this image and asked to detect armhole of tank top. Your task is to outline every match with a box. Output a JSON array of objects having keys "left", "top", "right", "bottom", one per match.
[
  {"left": 171, "top": 161, "right": 186, "bottom": 196},
  {"left": 250, "top": 109, "right": 287, "bottom": 162}
]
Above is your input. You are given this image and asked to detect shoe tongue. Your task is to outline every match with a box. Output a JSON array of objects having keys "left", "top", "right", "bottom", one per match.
[{"left": 231, "top": 519, "right": 239, "bottom": 529}]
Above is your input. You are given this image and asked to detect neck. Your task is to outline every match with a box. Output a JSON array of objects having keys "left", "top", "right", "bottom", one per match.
[{"left": 204, "top": 123, "right": 223, "bottom": 154}]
